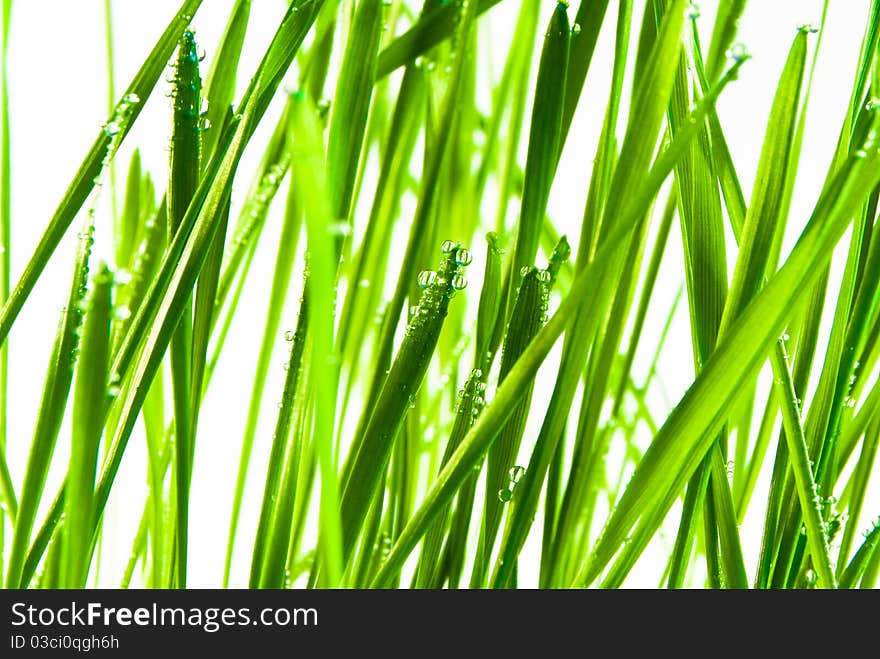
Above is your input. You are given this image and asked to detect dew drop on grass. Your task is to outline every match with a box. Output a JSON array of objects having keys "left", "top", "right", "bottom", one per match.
[
  {"left": 509, "top": 465, "right": 525, "bottom": 483},
  {"left": 451, "top": 273, "right": 468, "bottom": 290},
  {"left": 418, "top": 270, "right": 437, "bottom": 289},
  {"left": 686, "top": 2, "right": 700, "bottom": 20},
  {"left": 454, "top": 248, "right": 472, "bottom": 266},
  {"left": 797, "top": 23, "right": 820, "bottom": 34},
  {"left": 520, "top": 265, "right": 531, "bottom": 277},
  {"left": 284, "top": 330, "right": 295, "bottom": 341},
  {"left": 537, "top": 269, "right": 551, "bottom": 284},
  {"left": 571, "top": 23, "right": 581, "bottom": 35},
  {"left": 441, "top": 240, "right": 458, "bottom": 255},
  {"left": 725, "top": 43, "right": 748, "bottom": 63},
  {"left": 498, "top": 488, "right": 512, "bottom": 503}
]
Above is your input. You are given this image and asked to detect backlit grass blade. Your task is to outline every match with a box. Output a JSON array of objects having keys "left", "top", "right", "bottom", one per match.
[
  {"left": 326, "top": 0, "right": 383, "bottom": 222},
  {"left": 201, "top": 0, "right": 251, "bottom": 166},
  {"left": 63, "top": 265, "right": 113, "bottom": 589},
  {"left": 90, "top": 0, "right": 325, "bottom": 567},
  {"left": 0, "top": 0, "right": 203, "bottom": 349},
  {"left": 839, "top": 517, "right": 880, "bottom": 589},
  {"left": 375, "top": 0, "right": 503, "bottom": 79},
  {"left": 578, "top": 128, "right": 880, "bottom": 587},
  {"left": 167, "top": 28, "right": 202, "bottom": 588},
  {"left": 5, "top": 92, "right": 138, "bottom": 587},
  {"left": 0, "top": 0, "right": 13, "bottom": 529},
  {"left": 704, "top": 0, "right": 746, "bottom": 83}
]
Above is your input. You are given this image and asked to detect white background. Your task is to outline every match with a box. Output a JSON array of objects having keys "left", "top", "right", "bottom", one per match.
[{"left": 2, "top": 1, "right": 876, "bottom": 586}]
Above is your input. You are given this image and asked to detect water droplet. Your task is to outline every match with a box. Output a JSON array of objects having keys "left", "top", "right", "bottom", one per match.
[
  {"left": 537, "top": 269, "right": 552, "bottom": 284},
  {"left": 107, "top": 384, "right": 121, "bottom": 398},
  {"left": 454, "top": 248, "right": 472, "bottom": 266},
  {"left": 284, "top": 330, "right": 295, "bottom": 341},
  {"left": 418, "top": 270, "right": 437, "bottom": 289},
  {"left": 497, "top": 488, "right": 512, "bottom": 503},
  {"left": 509, "top": 465, "right": 525, "bottom": 483},
  {"left": 441, "top": 240, "right": 458, "bottom": 255},
  {"left": 520, "top": 265, "right": 531, "bottom": 277},
  {"left": 725, "top": 43, "right": 748, "bottom": 63},
  {"left": 451, "top": 273, "right": 467, "bottom": 290},
  {"left": 103, "top": 120, "right": 121, "bottom": 137},
  {"left": 686, "top": 2, "right": 700, "bottom": 20},
  {"left": 797, "top": 23, "right": 820, "bottom": 34},
  {"left": 122, "top": 92, "right": 140, "bottom": 105},
  {"left": 571, "top": 23, "right": 582, "bottom": 35}
]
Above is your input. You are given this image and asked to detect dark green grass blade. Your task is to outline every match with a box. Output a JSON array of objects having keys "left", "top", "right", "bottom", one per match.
[
  {"left": 0, "top": 0, "right": 203, "bottom": 350},
  {"left": 63, "top": 265, "right": 112, "bottom": 588},
  {"left": 472, "top": 268, "right": 548, "bottom": 587},
  {"left": 507, "top": 4, "right": 568, "bottom": 311},
  {"left": 167, "top": 28, "right": 202, "bottom": 588},
  {"left": 340, "top": 244, "right": 469, "bottom": 568}
]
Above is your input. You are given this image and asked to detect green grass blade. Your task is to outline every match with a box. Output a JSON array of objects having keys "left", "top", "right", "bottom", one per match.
[
  {"left": 579, "top": 130, "right": 880, "bottom": 587},
  {"left": 340, "top": 244, "right": 469, "bottom": 568},
  {"left": 0, "top": 0, "right": 13, "bottom": 530},
  {"left": 63, "top": 265, "right": 112, "bottom": 588},
  {"left": 0, "top": 0, "right": 203, "bottom": 350},
  {"left": 375, "top": 0, "right": 503, "bottom": 79},
  {"left": 201, "top": 0, "right": 251, "bottom": 166},
  {"left": 326, "top": 0, "right": 383, "bottom": 221}
]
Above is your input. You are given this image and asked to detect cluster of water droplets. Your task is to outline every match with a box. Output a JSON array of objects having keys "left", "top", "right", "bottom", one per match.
[
  {"left": 519, "top": 265, "right": 553, "bottom": 324},
  {"left": 408, "top": 240, "right": 471, "bottom": 335},
  {"left": 456, "top": 367, "right": 487, "bottom": 425},
  {"left": 498, "top": 464, "right": 526, "bottom": 503}
]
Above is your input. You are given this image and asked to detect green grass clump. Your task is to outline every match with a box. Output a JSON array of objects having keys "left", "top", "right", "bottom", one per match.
[{"left": 0, "top": 0, "right": 878, "bottom": 590}]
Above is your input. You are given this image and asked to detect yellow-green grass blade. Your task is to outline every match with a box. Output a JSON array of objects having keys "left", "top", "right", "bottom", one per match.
[
  {"left": 375, "top": 0, "right": 503, "bottom": 79},
  {"left": 5, "top": 90, "right": 137, "bottom": 587},
  {"left": 250, "top": 277, "right": 309, "bottom": 588},
  {"left": 222, "top": 159, "right": 300, "bottom": 587},
  {"left": 0, "top": 0, "right": 13, "bottom": 532},
  {"left": 839, "top": 515, "right": 880, "bottom": 589},
  {"left": 770, "top": 339, "right": 836, "bottom": 588},
  {"left": 63, "top": 265, "right": 112, "bottom": 589},
  {"left": 289, "top": 90, "right": 343, "bottom": 586},
  {"left": 578, "top": 129, "right": 880, "bottom": 587},
  {"left": 326, "top": 0, "right": 383, "bottom": 222},
  {"left": 89, "top": 0, "right": 325, "bottom": 570},
  {"left": 0, "top": 0, "right": 203, "bottom": 350},
  {"left": 413, "top": 367, "right": 485, "bottom": 588},
  {"left": 704, "top": 0, "right": 746, "bottom": 83},
  {"left": 201, "top": 0, "right": 251, "bottom": 167}
]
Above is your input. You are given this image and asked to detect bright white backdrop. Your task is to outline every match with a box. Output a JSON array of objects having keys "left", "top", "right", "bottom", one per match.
[{"left": 2, "top": 0, "right": 875, "bottom": 586}]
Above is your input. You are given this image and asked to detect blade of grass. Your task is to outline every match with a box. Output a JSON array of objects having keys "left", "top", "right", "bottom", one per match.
[{"left": 0, "top": 0, "right": 203, "bottom": 350}]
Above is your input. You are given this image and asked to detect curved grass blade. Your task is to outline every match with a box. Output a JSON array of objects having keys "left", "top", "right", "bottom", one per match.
[{"left": 0, "top": 0, "right": 13, "bottom": 529}]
